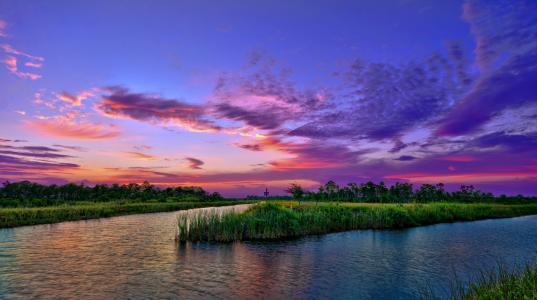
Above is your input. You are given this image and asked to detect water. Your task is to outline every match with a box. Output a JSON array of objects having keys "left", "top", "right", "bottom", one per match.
[{"left": 0, "top": 206, "right": 536, "bottom": 299}]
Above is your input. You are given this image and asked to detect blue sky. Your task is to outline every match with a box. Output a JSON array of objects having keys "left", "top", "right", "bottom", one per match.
[{"left": 1, "top": 0, "right": 536, "bottom": 196}]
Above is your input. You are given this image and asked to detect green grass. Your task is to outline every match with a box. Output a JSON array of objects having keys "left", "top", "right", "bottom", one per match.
[
  {"left": 177, "top": 202, "right": 537, "bottom": 242},
  {"left": 422, "top": 264, "right": 537, "bottom": 299},
  {"left": 0, "top": 201, "right": 250, "bottom": 228}
]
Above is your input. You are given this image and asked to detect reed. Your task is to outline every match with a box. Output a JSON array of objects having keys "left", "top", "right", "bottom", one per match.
[
  {"left": 421, "top": 264, "right": 537, "bottom": 299},
  {"left": 177, "top": 202, "right": 537, "bottom": 242}
]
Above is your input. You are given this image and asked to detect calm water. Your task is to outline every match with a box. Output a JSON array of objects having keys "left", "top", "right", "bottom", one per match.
[{"left": 0, "top": 206, "right": 536, "bottom": 299}]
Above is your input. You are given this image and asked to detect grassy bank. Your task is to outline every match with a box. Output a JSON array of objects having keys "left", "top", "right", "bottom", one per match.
[
  {"left": 461, "top": 265, "right": 537, "bottom": 299},
  {"left": 0, "top": 201, "right": 249, "bottom": 228},
  {"left": 422, "top": 264, "right": 537, "bottom": 299},
  {"left": 177, "top": 202, "right": 537, "bottom": 242}
]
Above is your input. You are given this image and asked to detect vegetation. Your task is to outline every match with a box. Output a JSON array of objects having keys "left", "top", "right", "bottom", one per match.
[
  {"left": 285, "top": 181, "right": 537, "bottom": 204},
  {"left": 177, "top": 202, "right": 537, "bottom": 242},
  {"left": 422, "top": 264, "right": 537, "bottom": 299},
  {"left": 0, "top": 201, "right": 249, "bottom": 228},
  {"left": 0, "top": 180, "right": 223, "bottom": 207}
]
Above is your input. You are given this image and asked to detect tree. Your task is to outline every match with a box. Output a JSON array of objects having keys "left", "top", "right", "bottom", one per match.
[{"left": 285, "top": 183, "right": 305, "bottom": 205}]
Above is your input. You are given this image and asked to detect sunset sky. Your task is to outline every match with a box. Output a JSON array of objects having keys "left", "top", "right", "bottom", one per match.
[{"left": 0, "top": 0, "right": 536, "bottom": 196}]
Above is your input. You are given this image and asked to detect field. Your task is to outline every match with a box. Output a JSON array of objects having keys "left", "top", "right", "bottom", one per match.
[
  {"left": 0, "top": 201, "right": 250, "bottom": 228},
  {"left": 177, "top": 201, "right": 537, "bottom": 242}
]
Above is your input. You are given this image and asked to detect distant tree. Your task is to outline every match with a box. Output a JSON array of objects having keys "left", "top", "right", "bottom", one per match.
[
  {"left": 389, "top": 182, "right": 413, "bottom": 203},
  {"left": 286, "top": 183, "right": 305, "bottom": 205}
]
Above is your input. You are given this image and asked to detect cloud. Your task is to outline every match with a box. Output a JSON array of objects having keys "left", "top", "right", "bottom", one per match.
[
  {"left": 57, "top": 90, "right": 94, "bottom": 107},
  {"left": 26, "top": 117, "right": 120, "bottom": 140},
  {"left": 0, "top": 144, "right": 73, "bottom": 159},
  {"left": 1, "top": 44, "right": 44, "bottom": 80},
  {"left": 289, "top": 49, "right": 473, "bottom": 141},
  {"left": 0, "top": 140, "right": 80, "bottom": 181},
  {"left": 237, "top": 137, "right": 365, "bottom": 169},
  {"left": 3, "top": 56, "right": 41, "bottom": 80},
  {"left": 126, "top": 151, "right": 158, "bottom": 160},
  {"left": 0, "top": 19, "right": 7, "bottom": 37},
  {"left": 52, "top": 144, "right": 87, "bottom": 152},
  {"left": 185, "top": 157, "right": 204, "bottom": 170},
  {"left": 210, "top": 53, "right": 326, "bottom": 131},
  {"left": 97, "top": 86, "right": 220, "bottom": 132},
  {"left": 469, "top": 131, "right": 537, "bottom": 152},
  {"left": 395, "top": 155, "right": 417, "bottom": 161},
  {"left": 436, "top": 0, "right": 537, "bottom": 136}
]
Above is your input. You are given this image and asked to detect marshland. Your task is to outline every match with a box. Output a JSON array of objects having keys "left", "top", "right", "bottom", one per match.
[{"left": 1, "top": 180, "right": 537, "bottom": 299}]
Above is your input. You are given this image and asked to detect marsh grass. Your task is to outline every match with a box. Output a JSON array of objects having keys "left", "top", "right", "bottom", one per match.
[
  {"left": 177, "top": 202, "right": 537, "bottom": 242},
  {"left": 421, "top": 264, "right": 537, "bottom": 299},
  {"left": 0, "top": 201, "right": 249, "bottom": 228}
]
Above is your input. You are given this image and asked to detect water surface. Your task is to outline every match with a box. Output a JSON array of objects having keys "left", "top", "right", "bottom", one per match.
[{"left": 1, "top": 206, "right": 536, "bottom": 299}]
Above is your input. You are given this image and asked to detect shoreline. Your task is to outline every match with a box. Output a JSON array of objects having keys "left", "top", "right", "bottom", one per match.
[{"left": 0, "top": 201, "right": 252, "bottom": 229}]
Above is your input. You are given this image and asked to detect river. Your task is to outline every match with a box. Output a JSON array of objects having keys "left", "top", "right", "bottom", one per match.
[{"left": 1, "top": 205, "right": 536, "bottom": 299}]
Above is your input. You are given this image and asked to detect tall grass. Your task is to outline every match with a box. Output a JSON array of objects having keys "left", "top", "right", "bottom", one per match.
[
  {"left": 0, "top": 201, "right": 249, "bottom": 228},
  {"left": 422, "top": 264, "right": 537, "bottom": 299},
  {"left": 177, "top": 202, "right": 537, "bottom": 242}
]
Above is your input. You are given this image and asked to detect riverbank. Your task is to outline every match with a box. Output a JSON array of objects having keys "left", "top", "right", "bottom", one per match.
[
  {"left": 423, "top": 264, "right": 537, "bottom": 299},
  {"left": 177, "top": 202, "right": 537, "bottom": 242},
  {"left": 0, "top": 201, "right": 250, "bottom": 228}
]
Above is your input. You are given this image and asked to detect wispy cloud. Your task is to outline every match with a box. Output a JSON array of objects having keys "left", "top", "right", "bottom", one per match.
[
  {"left": 126, "top": 151, "right": 158, "bottom": 160},
  {"left": 185, "top": 157, "right": 204, "bottom": 170},
  {"left": 97, "top": 86, "right": 221, "bottom": 132},
  {"left": 0, "top": 19, "right": 7, "bottom": 38},
  {"left": 26, "top": 116, "right": 120, "bottom": 140},
  {"left": 56, "top": 90, "right": 94, "bottom": 107},
  {"left": 1, "top": 44, "right": 44, "bottom": 80}
]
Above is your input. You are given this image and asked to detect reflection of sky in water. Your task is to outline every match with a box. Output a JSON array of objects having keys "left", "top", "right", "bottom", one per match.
[{"left": 1, "top": 210, "right": 536, "bottom": 299}]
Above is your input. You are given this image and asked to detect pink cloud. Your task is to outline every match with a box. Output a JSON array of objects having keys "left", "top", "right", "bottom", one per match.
[
  {"left": 3, "top": 55, "right": 42, "bottom": 80},
  {"left": 1, "top": 44, "right": 44, "bottom": 80},
  {"left": 57, "top": 90, "right": 94, "bottom": 107},
  {"left": 125, "top": 151, "right": 158, "bottom": 160},
  {"left": 26, "top": 117, "right": 121, "bottom": 140}
]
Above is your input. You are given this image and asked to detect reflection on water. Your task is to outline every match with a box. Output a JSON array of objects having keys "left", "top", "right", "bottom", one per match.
[{"left": 0, "top": 206, "right": 536, "bottom": 299}]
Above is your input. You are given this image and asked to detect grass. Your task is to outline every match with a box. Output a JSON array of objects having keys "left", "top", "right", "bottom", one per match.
[
  {"left": 177, "top": 201, "right": 537, "bottom": 242},
  {"left": 422, "top": 264, "right": 537, "bottom": 299},
  {"left": 0, "top": 201, "right": 250, "bottom": 228}
]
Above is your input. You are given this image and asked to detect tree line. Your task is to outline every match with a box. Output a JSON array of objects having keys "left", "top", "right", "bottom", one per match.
[
  {"left": 0, "top": 181, "right": 223, "bottom": 207},
  {"left": 285, "top": 181, "right": 536, "bottom": 204}
]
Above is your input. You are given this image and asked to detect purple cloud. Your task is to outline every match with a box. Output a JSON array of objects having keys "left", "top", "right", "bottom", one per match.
[
  {"left": 436, "top": 0, "right": 537, "bottom": 136},
  {"left": 289, "top": 46, "right": 473, "bottom": 141},
  {"left": 185, "top": 157, "right": 204, "bottom": 170},
  {"left": 98, "top": 86, "right": 221, "bottom": 132}
]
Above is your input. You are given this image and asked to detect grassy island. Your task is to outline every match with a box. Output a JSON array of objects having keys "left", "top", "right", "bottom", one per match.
[{"left": 177, "top": 202, "right": 537, "bottom": 242}]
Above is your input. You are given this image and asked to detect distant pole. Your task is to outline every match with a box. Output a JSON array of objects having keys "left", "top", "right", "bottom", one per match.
[{"left": 264, "top": 187, "right": 269, "bottom": 198}]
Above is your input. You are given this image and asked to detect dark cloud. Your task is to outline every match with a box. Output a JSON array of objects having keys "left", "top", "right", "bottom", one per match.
[
  {"left": 237, "top": 143, "right": 262, "bottom": 151},
  {"left": 0, "top": 144, "right": 74, "bottom": 159},
  {"left": 436, "top": 0, "right": 537, "bottom": 136},
  {"left": 0, "top": 154, "right": 79, "bottom": 173},
  {"left": 394, "top": 155, "right": 417, "bottom": 161},
  {"left": 185, "top": 157, "right": 204, "bottom": 170},
  {"left": 212, "top": 103, "right": 284, "bottom": 130},
  {"left": 470, "top": 131, "right": 537, "bottom": 153},
  {"left": 289, "top": 47, "right": 473, "bottom": 140},
  {"left": 53, "top": 144, "right": 87, "bottom": 152},
  {"left": 97, "top": 86, "right": 221, "bottom": 132}
]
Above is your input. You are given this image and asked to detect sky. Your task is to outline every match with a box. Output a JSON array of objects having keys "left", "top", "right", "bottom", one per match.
[{"left": 0, "top": 0, "right": 536, "bottom": 197}]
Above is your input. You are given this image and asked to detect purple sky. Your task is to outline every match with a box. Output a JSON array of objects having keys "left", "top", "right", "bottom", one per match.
[{"left": 0, "top": 0, "right": 536, "bottom": 196}]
